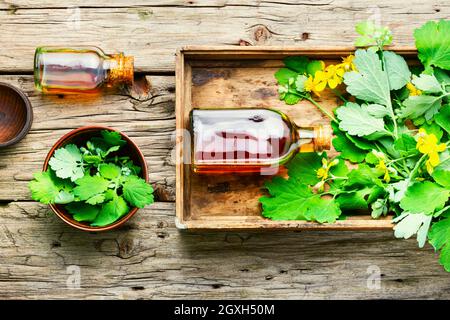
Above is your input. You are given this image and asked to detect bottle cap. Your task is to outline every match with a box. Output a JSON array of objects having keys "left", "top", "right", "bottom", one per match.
[
  {"left": 109, "top": 53, "right": 134, "bottom": 86},
  {"left": 313, "top": 125, "right": 332, "bottom": 151}
]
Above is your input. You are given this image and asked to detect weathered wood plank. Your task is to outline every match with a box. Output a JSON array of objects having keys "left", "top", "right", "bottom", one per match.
[
  {"left": 0, "top": 0, "right": 448, "bottom": 72},
  {"left": 0, "top": 75, "right": 177, "bottom": 202},
  {"left": 0, "top": 200, "right": 449, "bottom": 299},
  {"left": 1, "top": 0, "right": 450, "bottom": 300}
]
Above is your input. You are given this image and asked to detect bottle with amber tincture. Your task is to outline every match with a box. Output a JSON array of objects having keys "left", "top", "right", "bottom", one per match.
[
  {"left": 34, "top": 47, "right": 134, "bottom": 93},
  {"left": 191, "top": 108, "right": 331, "bottom": 174}
]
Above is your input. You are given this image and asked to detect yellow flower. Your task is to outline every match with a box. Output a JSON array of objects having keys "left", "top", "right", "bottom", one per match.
[
  {"left": 406, "top": 82, "right": 422, "bottom": 96},
  {"left": 316, "top": 158, "right": 339, "bottom": 181},
  {"left": 371, "top": 150, "right": 392, "bottom": 183},
  {"left": 324, "top": 64, "right": 345, "bottom": 89},
  {"left": 416, "top": 128, "right": 446, "bottom": 174},
  {"left": 376, "top": 160, "right": 391, "bottom": 183},
  {"left": 340, "top": 55, "right": 356, "bottom": 72},
  {"left": 304, "top": 71, "right": 327, "bottom": 96},
  {"left": 316, "top": 158, "right": 339, "bottom": 192},
  {"left": 316, "top": 167, "right": 327, "bottom": 180}
]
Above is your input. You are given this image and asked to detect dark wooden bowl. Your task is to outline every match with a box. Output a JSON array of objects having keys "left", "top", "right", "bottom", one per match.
[
  {"left": 43, "top": 126, "right": 148, "bottom": 232},
  {"left": 0, "top": 82, "right": 33, "bottom": 148}
]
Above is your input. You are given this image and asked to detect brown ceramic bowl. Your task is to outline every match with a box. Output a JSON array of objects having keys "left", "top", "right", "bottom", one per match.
[
  {"left": 0, "top": 82, "right": 33, "bottom": 148},
  {"left": 43, "top": 126, "right": 148, "bottom": 232}
]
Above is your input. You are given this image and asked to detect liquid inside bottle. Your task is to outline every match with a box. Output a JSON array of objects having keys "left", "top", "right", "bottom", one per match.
[
  {"left": 191, "top": 108, "right": 331, "bottom": 174},
  {"left": 34, "top": 47, "right": 134, "bottom": 94}
]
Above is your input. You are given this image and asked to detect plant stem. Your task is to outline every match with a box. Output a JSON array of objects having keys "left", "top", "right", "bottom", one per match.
[
  {"left": 409, "top": 154, "right": 427, "bottom": 180},
  {"left": 304, "top": 96, "right": 338, "bottom": 123},
  {"left": 326, "top": 175, "right": 348, "bottom": 182},
  {"left": 434, "top": 205, "right": 450, "bottom": 218},
  {"left": 331, "top": 88, "right": 348, "bottom": 103},
  {"left": 387, "top": 154, "right": 417, "bottom": 164},
  {"left": 379, "top": 50, "right": 399, "bottom": 139}
]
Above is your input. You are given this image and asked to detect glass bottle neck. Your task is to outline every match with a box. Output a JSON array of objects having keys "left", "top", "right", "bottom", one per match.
[
  {"left": 295, "top": 125, "right": 331, "bottom": 153},
  {"left": 103, "top": 53, "right": 134, "bottom": 86}
]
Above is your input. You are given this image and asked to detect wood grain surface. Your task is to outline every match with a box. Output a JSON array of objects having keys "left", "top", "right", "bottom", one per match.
[
  {"left": 0, "top": 0, "right": 449, "bottom": 299},
  {"left": 176, "top": 48, "right": 416, "bottom": 230}
]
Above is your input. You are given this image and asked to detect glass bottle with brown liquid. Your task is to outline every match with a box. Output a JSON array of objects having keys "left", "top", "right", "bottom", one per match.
[
  {"left": 34, "top": 47, "right": 134, "bottom": 94},
  {"left": 191, "top": 108, "right": 331, "bottom": 174}
]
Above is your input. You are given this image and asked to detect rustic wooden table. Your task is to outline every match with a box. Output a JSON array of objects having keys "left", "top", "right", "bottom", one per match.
[{"left": 1, "top": 0, "right": 449, "bottom": 299}]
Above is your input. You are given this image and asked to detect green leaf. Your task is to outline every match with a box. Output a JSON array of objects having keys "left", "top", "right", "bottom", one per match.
[
  {"left": 400, "top": 181, "right": 450, "bottom": 214},
  {"left": 284, "top": 93, "right": 301, "bottom": 105},
  {"left": 346, "top": 164, "right": 383, "bottom": 188},
  {"left": 371, "top": 198, "right": 388, "bottom": 219},
  {"left": 384, "top": 51, "right": 411, "bottom": 90},
  {"left": 378, "top": 136, "right": 399, "bottom": 159},
  {"left": 306, "top": 60, "right": 324, "bottom": 76},
  {"left": 99, "top": 163, "right": 121, "bottom": 180},
  {"left": 398, "top": 95, "right": 442, "bottom": 120},
  {"left": 73, "top": 175, "right": 110, "bottom": 202},
  {"left": 329, "top": 159, "right": 349, "bottom": 183},
  {"left": 122, "top": 175, "right": 154, "bottom": 208},
  {"left": 283, "top": 56, "right": 309, "bottom": 73},
  {"left": 412, "top": 74, "right": 442, "bottom": 93},
  {"left": 304, "top": 197, "right": 341, "bottom": 223},
  {"left": 92, "top": 195, "right": 129, "bottom": 227},
  {"left": 66, "top": 202, "right": 99, "bottom": 222},
  {"left": 432, "top": 158, "right": 450, "bottom": 187},
  {"left": 435, "top": 104, "right": 450, "bottom": 134},
  {"left": 48, "top": 144, "right": 84, "bottom": 182},
  {"left": 260, "top": 177, "right": 341, "bottom": 223},
  {"left": 421, "top": 122, "right": 443, "bottom": 141},
  {"left": 89, "top": 131, "right": 125, "bottom": 158},
  {"left": 434, "top": 68, "right": 450, "bottom": 84},
  {"left": 343, "top": 49, "right": 390, "bottom": 106},
  {"left": 344, "top": 133, "right": 374, "bottom": 150},
  {"left": 332, "top": 131, "right": 367, "bottom": 163},
  {"left": 356, "top": 20, "right": 376, "bottom": 37},
  {"left": 336, "top": 102, "right": 386, "bottom": 137},
  {"left": 393, "top": 134, "right": 419, "bottom": 157},
  {"left": 354, "top": 21, "right": 392, "bottom": 48},
  {"left": 332, "top": 118, "right": 374, "bottom": 153},
  {"left": 387, "top": 180, "right": 410, "bottom": 203},
  {"left": 336, "top": 189, "right": 371, "bottom": 210},
  {"left": 274, "top": 68, "right": 298, "bottom": 85},
  {"left": 83, "top": 155, "right": 102, "bottom": 165},
  {"left": 29, "top": 171, "right": 61, "bottom": 204},
  {"left": 100, "top": 130, "right": 126, "bottom": 147},
  {"left": 285, "top": 153, "right": 324, "bottom": 185},
  {"left": 54, "top": 191, "right": 74, "bottom": 204},
  {"left": 354, "top": 36, "right": 373, "bottom": 47},
  {"left": 366, "top": 104, "right": 389, "bottom": 118},
  {"left": 103, "top": 189, "right": 116, "bottom": 201},
  {"left": 393, "top": 212, "right": 432, "bottom": 248},
  {"left": 429, "top": 217, "right": 450, "bottom": 272},
  {"left": 85, "top": 193, "right": 106, "bottom": 205},
  {"left": 102, "top": 145, "right": 121, "bottom": 158},
  {"left": 294, "top": 74, "right": 308, "bottom": 92},
  {"left": 414, "top": 20, "right": 450, "bottom": 71},
  {"left": 122, "top": 160, "right": 142, "bottom": 176},
  {"left": 365, "top": 151, "right": 379, "bottom": 164}
]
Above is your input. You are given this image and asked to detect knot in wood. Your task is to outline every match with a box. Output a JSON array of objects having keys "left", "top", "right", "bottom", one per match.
[{"left": 253, "top": 25, "right": 271, "bottom": 44}]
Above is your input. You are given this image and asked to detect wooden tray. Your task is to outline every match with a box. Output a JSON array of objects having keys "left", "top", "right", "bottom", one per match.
[{"left": 175, "top": 46, "right": 417, "bottom": 231}]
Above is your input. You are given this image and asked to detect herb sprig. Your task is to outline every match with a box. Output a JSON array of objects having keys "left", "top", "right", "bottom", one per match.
[
  {"left": 29, "top": 130, "right": 154, "bottom": 227},
  {"left": 262, "top": 19, "right": 450, "bottom": 272}
]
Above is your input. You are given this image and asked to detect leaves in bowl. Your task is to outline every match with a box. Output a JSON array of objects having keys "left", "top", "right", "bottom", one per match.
[{"left": 29, "top": 130, "right": 154, "bottom": 228}]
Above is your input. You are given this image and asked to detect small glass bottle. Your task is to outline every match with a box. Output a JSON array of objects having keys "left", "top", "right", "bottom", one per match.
[
  {"left": 34, "top": 47, "right": 134, "bottom": 94},
  {"left": 191, "top": 108, "right": 331, "bottom": 174}
]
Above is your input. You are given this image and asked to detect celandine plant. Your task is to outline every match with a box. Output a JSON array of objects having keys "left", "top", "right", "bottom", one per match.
[
  {"left": 261, "top": 20, "right": 450, "bottom": 272},
  {"left": 29, "top": 130, "right": 154, "bottom": 227}
]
